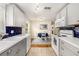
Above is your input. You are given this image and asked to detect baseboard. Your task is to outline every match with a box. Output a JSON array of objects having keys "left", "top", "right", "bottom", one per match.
[{"left": 31, "top": 44, "right": 51, "bottom": 47}]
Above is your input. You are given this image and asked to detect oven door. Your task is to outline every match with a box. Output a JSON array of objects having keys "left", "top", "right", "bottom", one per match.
[
  {"left": 52, "top": 36, "right": 59, "bottom": 55},
  {"left": 53, "top": 37, "right": 57, "bottom": 46}
]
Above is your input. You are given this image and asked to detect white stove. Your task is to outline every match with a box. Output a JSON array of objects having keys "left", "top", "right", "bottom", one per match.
[{"left": 51, "top": 34, "right": 60, "bottom": 55}]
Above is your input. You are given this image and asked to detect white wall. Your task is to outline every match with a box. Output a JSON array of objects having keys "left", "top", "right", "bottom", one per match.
[{"left": 30, "top": 19, "right": 52, "bottom": 39}]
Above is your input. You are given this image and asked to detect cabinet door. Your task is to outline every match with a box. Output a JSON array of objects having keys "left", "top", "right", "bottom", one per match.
[
  {"left": 11, "top": 39, "right": 26, "bottom": 56},
  {"left": 6, "top": 4, "right": 14, "bottom": 26},
  {"left": 62, "top": 40, "right": 79, "bottom": 56},
  {"left": 55, "top": 13, "right": 60, "bottom": 27},
  {"left": 6, "top": 4, "right": 26, "bottom": 26},
  {"left": 60, "top": 40, "right": 77, "bottom": 56},
  {"left": 0, "top": 5, "right": 5, "bottom": 33},
  {"left": 55, "top": 7, "right": 67, "bottom": 27},
  {"left": 60, "top": 7, "right": 67, "bottom": 27},
  {"left": 67, "top": 3, "right": 79, "bottom": 25},
  {"left": 60, "top": 46, "right": 77, "bottom": 56},
  {"left": 8, "top": 39, "right": 26, "bottom": 56},
  {"left": 51, "top": 36, "right": 54, "bottom": 48},
  {"left": 56, "top": 13, "right": 61, "bottom": 20},
  {"left": 7, "top": 44, "right": 20, "bottom": 56},
  {"left": 13, "top": 6, "right": 25, "bottom": 27},
  {"left": 26, "top": 36, "right": 31, "bottom": 53},
  {"left": 0, "top": 45, "right": 17, "bottom": 56},
  {"left": 60, "top": 7, "right": 67, "bottom": 18},
  {"left": 16, "top": 39, "right": 26, "bottom": 56}
]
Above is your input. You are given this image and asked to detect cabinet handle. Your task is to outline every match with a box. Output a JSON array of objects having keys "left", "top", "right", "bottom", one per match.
[
  {"left": 7, "top": 49, "right": 12, "bottom": 55},
  {"left": 77, "top": 51, "right": 79, "bottom": 54},
  {"left": 7, "top": 52, "right": 9, "bottom": 55},
  {"left": 16, "top": 49, "right": 20, "bottom": 54}
]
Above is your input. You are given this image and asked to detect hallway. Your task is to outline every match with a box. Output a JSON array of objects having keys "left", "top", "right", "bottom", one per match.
[{"left": 27, "top": 47, "right": 56, "bottom": 56}]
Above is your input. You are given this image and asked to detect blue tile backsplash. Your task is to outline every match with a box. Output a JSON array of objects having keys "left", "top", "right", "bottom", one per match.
[{"left": 2, "top": 26, "right": 22, "bottom": 39}]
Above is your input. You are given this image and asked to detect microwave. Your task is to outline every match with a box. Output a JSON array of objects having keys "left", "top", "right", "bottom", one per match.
[{"left": 73, "top": 27, "right": 79, "bottom": 38}]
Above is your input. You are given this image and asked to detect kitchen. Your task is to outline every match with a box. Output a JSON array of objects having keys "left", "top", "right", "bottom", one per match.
[{"left": 0, "top": 3, "right": 79, "bottom": 56}]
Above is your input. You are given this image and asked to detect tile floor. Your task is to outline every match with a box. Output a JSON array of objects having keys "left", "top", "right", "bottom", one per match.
[{"left": 27, "top": 47, "right": 56, "bottom": 56}]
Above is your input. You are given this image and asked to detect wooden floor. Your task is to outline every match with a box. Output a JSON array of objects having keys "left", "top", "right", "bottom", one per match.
[{"left": 27, "top": 47, "right": 56, "bottom": 56}]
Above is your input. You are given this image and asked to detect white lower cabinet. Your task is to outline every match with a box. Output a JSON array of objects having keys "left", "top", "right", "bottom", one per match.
[
  {"left": 26, "top": 36, "right": 31, "bottom": 53},
  {"left": 13, "top": 39, "right": 26, "bottom": 56},
  {"left": 0, "top": 39, "right": 26, "bottom": 56},
  {"left": 60, "top": 40, "right": 79, "bottom": 56},
  {"left": 60, "top": 45, "right": 77, "bottom": 56}
]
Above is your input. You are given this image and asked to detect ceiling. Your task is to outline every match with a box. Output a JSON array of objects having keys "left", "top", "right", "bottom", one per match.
[{"left": 17, "top": 3, "right": 66, "bottom": 21}]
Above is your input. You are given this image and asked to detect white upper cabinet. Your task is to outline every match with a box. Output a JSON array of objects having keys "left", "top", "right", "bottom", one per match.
[
  {"left": 14, "top": 5, "right": 25, "bottom": 27},
  {"left": 55, "top": 7, "right": 67, "bottom": 27},
  {"left": 6, "top": 4, "right": 26, "bottom": 27},
  {"left": 60, "top": 6, "right": 67, "bottom": 19},
  {"left": 0, "top": 4, "right": 5, "bottom": 34},
  {"left": 6, "top": 4, "right": 14, "bottom": 26},
  {"left": 67, "top": 3, "right": 79, "bottom": 25},
  {"left": 60, "top": 7, "right": 67, "bottom": 27}
]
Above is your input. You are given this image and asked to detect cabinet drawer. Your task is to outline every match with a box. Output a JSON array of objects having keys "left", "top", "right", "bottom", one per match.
[
  {"left": 65, "top": 43, "right": 79, "bottom": 56},
  {"left": 60, "top": 46, "right": 77, "bottom": 56},
  {"left": 61, "top": 40, "right": 79, "bottom": 56},
  {"left": 60, "top": 40, "right": 78, "bottom": 56}
]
